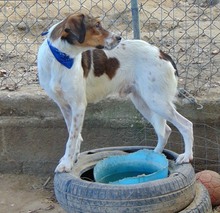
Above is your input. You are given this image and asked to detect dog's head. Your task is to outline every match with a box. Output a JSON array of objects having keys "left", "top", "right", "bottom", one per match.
[{"left": 50, "top": 13, "right": 121, "bottom": 50}]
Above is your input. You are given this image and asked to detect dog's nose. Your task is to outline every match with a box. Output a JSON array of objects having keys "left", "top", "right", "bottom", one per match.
[{"left": 116, "top": 36, "right": 122, "bottom": 42}]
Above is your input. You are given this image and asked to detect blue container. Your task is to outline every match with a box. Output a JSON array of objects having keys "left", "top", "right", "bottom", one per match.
[{"left": 94, "top": 149, "right": 168, "bottom": 185}]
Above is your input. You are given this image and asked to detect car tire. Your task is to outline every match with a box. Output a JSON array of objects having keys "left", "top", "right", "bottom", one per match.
[
  {"left": 54, "top": 146, "right": 196, "bottom": 213},
  {"left": 179, "top": 182, "right": 212, "bottom": 213}
]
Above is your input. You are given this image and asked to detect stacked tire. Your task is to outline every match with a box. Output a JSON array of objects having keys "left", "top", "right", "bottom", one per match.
[{"left": 54, "top": 146, "right": 212, "bottom": 213}]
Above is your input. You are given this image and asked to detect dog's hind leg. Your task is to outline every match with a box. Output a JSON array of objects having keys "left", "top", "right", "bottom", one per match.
[
  {"left": 140, "top": 94, "right": 193, "bottom": 164},
  {"left": 130, "top": 92, "right": 171, "bottom": 153},
  {"left": 153, "top": 118, "right": 171, "bottom": 153},
  {"left": 167, "top": 110, "right": 193, "bottom": 164},
  {"left": 159, "top": 107, "right": 193, "bottom": 164}
]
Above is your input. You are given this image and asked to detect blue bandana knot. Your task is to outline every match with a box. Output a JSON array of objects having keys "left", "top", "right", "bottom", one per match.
[{"left": 47, "top": 40, "right": 74, "bottom": 69}]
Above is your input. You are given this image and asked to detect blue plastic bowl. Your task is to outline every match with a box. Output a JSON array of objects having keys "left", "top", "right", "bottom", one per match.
[{"left": 93, "top": 149, "right": 168, "bottom": 185}]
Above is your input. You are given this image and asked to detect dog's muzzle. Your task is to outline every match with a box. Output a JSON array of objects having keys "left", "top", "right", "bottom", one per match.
[{"left": 104, "top": 33, "right": 122, "bottom": 50}]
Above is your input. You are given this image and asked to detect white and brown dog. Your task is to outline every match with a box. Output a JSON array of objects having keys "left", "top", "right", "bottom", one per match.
[{"left": 38, "top": 13, "right": 193, "bottom": 173}]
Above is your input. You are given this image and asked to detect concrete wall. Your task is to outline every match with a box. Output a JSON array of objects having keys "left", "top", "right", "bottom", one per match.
[{"left": 0, "top": 86, "right": 219, "bottom": 174}]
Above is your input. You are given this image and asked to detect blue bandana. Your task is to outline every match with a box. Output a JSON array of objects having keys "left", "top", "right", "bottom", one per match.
[{"left": 47, "top": 40, "right": 74, "bottom": 69}]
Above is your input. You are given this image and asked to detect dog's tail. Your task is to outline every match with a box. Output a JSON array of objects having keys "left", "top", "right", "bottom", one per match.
[{"left": 159, "top": 50, "right": 179, "bottom": 77}]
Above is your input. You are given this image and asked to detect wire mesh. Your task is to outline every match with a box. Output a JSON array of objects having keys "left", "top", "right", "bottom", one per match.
[
  {"left": 0, "top": 0, "right": 219, "bottom": 172},
  {"left": 0, "top": 0, "right": 219, "bottom": 94},
  {"left": 129, "top": 122, "right": 220, "bottom": 173},
  {"left": 139, "top": 0, "right": 220, "bottom": 96}
]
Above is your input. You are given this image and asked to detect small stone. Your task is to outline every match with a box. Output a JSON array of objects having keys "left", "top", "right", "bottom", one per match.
[
  {"left": 212, "top": 50, "right": 219, "bottom": 55},
  {"left": 0, "top": 69, "right": 7, "bottom": 77}
]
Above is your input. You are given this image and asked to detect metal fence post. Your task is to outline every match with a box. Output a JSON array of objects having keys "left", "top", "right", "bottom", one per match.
[{"left": 131, "top": 0, "right": 140, "bottom": 39}]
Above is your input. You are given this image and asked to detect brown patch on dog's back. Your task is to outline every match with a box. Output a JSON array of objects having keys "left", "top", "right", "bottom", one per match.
[
  {"left": 93, "top": 49, "right": 119, "bottom": 79},
  {"left": 159, "top": 50, "right": 179, "bottom": 76},
  {"left": 82, "top": 50, "right": 92, "bottom": 77}
]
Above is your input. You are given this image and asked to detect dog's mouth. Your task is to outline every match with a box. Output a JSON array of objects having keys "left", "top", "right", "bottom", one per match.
[
  {"left": 93, "top": 34, "right": 122, "bottom": 51},
  {"left": 96, "top": 45, "right": 104, "bottom": 49},
  {"left": 103, "top": 35, "right": 122, "bottom": 50},
  {"left": 103, "top": 44, "right": 116, "bottom": 50}
]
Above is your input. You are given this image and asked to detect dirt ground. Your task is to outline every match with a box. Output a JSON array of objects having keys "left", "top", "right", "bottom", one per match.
[
  {"left": 0, "top": 174, "right": 64, "bottom": 213},
  {"left": 0, "top": 1, "right": 220, "bottom": 212}
]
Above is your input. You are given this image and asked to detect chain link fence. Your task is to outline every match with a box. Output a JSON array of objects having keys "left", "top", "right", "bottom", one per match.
[
  {"left": 0, "top": 0, "right": 220, "bottom": 173},
  {"left": 0, "top": 0, "right": 220, "bottom": 95}
]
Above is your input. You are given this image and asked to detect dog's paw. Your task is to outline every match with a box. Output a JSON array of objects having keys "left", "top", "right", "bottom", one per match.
[
  {"left": 176, "top": 153, "right": 193, "bottom": 164},
  {"left": 55, "top": 157, "right": 73, "bottom": 173}
]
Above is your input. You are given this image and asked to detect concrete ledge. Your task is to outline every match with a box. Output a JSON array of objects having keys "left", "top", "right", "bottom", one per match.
[{"left": 0, "top": 86, "right": 219, "bottom": 174}]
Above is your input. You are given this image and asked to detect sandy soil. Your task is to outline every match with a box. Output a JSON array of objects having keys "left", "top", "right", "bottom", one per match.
[
  {"left": 0, "top": 1, "right": 220, "bottom": 213},
  {"left": 0, "top": 174, "right": 64, "bottom": 213}
]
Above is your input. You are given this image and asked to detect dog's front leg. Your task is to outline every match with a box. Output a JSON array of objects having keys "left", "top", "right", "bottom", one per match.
[{"left": 55, "top": 104, "right": 86, "bottom": 173}]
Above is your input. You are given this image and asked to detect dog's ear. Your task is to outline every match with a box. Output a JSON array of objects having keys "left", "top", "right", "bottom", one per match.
[{"left": 62, "top": 14, "right": 86, "bottom": 44}]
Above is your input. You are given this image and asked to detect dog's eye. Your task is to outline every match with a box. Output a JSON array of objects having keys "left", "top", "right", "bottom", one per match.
[{"left": 95, "top": 22, "right": 101, "bottom": 29}]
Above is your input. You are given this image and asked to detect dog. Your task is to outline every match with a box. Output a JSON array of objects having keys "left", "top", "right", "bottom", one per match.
[{"left": 37, "top": 13, "right": 193, "bottom": 173}]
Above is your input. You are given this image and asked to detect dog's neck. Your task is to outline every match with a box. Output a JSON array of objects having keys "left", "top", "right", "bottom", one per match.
[
  {"left": 45, "top": 23, "right": 87, "bottom": 58},
  {"left": 49, "top": 37, "right": 84, "bottom": 57},
  {"left": 46, "top": 29, "right": 91, "bottom": 69},
  {"left": 47, "top": 39, "right": 74, "bottom": 69}
]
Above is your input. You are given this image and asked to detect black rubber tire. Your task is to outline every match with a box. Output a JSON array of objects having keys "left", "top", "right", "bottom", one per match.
[
  {"left": 54, "top": 146, "right": 196, "bottom": 213},
  {"left": 179, "top": 182, "right": 212, "bottom": 213}
]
